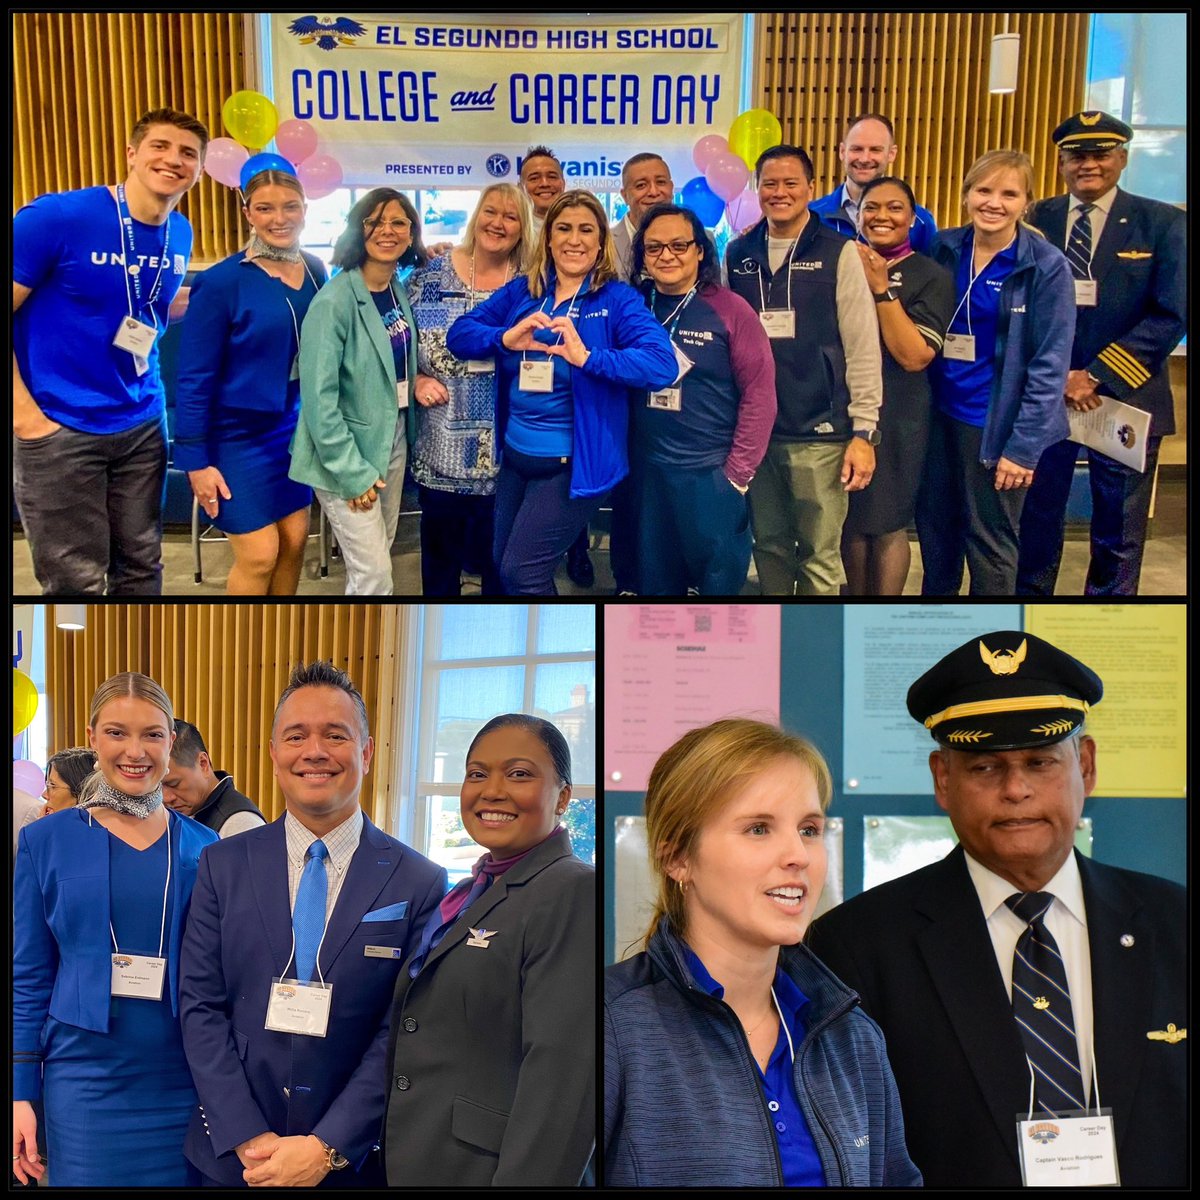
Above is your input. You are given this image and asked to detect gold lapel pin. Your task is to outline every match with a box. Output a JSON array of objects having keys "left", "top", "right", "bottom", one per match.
[
  {"left": 1033, "top": 997, "right": 1050, "bottom": 1011},
  {"left": 1146, "top": 1024, "right": 1186, "bottom": 1044}
]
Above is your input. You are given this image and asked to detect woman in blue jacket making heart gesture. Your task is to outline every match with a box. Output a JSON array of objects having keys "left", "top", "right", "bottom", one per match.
[{"left": 447, "top": 188, "right": 676, "bottom": 594}]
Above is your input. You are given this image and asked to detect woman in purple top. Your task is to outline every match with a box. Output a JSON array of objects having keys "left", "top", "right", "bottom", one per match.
[{"left": 630, "top": 204, "right": 777, "bottom": 596}]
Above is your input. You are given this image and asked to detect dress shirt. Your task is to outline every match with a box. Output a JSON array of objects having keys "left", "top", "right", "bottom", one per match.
[
  {"left": 1065, "top": 186, "right": 1118, "bottom": 265},
  {"left": 284, "top": 807, "right": 364, "bottom": 924}
]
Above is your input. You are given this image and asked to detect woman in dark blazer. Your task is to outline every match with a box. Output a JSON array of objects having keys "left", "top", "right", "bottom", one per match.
[
  {"left": 383, "top": 714, "right": 595, "bottom": 1186},
  {"left": 13, "top": 672, "right": 218, "bottom": 1186}
]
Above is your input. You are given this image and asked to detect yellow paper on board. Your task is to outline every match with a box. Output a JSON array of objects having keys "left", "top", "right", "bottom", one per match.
[{"left": 1024, "top": 604, "right": 1186, "bottom": 798}]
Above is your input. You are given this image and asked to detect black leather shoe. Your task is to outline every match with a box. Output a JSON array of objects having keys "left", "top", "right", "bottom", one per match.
[{"left": 566, "top": 541, "right": 595, "bottom": 588}]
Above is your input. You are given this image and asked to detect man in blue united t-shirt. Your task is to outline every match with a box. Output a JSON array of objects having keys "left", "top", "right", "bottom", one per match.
[{"left": 13, "top": 106, "right": 208, "bottom": 595}]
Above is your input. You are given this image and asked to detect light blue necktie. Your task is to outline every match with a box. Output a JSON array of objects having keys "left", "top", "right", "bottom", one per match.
[{"left": 293, "top": 839, "right": 329, "bottom": 983}]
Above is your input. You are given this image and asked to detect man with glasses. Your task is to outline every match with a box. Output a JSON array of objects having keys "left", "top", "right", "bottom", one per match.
[
  {"left": 1016, "top": 111, "right": 1186, "bottom": 596},
  {"left": 725, "top": 144, "right": 882, "bottom": 596}
]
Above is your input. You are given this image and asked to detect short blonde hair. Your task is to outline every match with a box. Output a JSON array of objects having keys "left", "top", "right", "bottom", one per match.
[
  {"left": 526, "top": 189, "right": 619, "bottom": 298},
  {"left": 962, "top": 149, "right": 1036, "bottom": 206},
  {"left": 87, "top": 672, "right": 174, "bottom": 731},
  {"left": 459, "top": 183, "right": 533, "bottom": 274},
  {"left": 641, "top": 718, "right": 833, "bottom": 949}
]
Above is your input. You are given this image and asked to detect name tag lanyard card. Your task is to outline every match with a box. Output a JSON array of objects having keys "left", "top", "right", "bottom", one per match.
[
  {"left": 944, "top": 234, "right": 1016, "bottom": 362},
  {"left": 1069, "top": 212, "right": 1098, "bottom": 307},
  {"left": 757, "top": 236, "right": 801, "bottom": 339},
  {"left": 384, "top": 280, "right": 412, "bottom": 408},
  {"left": 466, "top": 254, "right": 511, "bottom": 373},
  {"left": 266, "top": 905, "right": 334, "bottom": 1038},
  {"left": 647, "top": 285, "right": 697, "bottom": 411},
  {"left": 519, "top": 278, "right": 585, "bottom": 394},
  {"left": 112, "top": 185, "right": 169, "bottom": 375},
  {"left": 1015, "top": 1040, "right": 1120, "bottom": 1187},
  {"left": 103, "top": 807, "right": 171, "bottom": 1000}
]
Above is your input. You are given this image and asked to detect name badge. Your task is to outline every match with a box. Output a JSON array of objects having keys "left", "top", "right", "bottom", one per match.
[
  {"left": 264, "top": 977, "right": 333, "bottom": 1038},
  {"left": 112, "top": 315, "right": 157, "bottom": 356},
  {"left": 363, "top": 945, "right": 404, "bottom": 959},
  {"left": 944, "top": 332, "right": 977, "bottom": 362},
  {"left": 466, "top": 358, "right": 493, "bottom": 374},
  {"left": 648, "top": 387, "right": 682, "bottom": 411},
  {"left": 519, "top": 359, "right": 554, "bottom": 393},
  {"left": 1016, "top": 1111, "right": 1119, "bottom": 1187},
  {"left": 672, "top": 343, "right": 694, "bottom": 383},
  {"left": 110, "top": 953, "right": 166, "bottom": 1000},
  {"left": 396, "top": 379, "right": 410, "bottom": 408},
  {"left": 759, "top": 310, "right": 796, "bottom": 339},
  {"left": 1074, "top": 279, "right": 1098, "bottom": 307}
]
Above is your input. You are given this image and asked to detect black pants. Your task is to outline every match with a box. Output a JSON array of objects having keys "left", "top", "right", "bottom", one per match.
[
  {"left": 13, "top": 414, "right": 167, "bottom": 595},
  {"left": 916, "top": 410, "right": 1026, "bottom": 596},
  {"left": 418, "top": 486, "right": 501, "bottom": 596}
]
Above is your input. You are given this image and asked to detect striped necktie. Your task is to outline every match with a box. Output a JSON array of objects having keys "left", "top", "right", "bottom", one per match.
[
  {"left": 1065, "top": 203, "right": 1094, "bottom": 280},
  {"left": 293, "top": 839, "right": 329, "bottom": 983},
  {"left": 1005, "top": 892, "right": 1086, "bottom": 1115}
]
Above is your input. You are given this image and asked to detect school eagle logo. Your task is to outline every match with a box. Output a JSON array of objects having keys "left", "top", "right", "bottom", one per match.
[
  {"left": 288, "top": 15, "right": 367, "bottom": 51},
  {"left": 979, "top": 638, "right": 1027, "bottom": 676}
]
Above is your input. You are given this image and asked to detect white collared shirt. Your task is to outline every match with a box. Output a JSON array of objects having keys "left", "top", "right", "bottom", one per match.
[
  {"left": 963, "top": 849, "right": 1095, "bottom": 1103},
  {"left": 1066, "top": 186, "right": 1119, "bottom": 257},
  {"left": 284, "top": 806, "right": 363, "bottom": 924}
]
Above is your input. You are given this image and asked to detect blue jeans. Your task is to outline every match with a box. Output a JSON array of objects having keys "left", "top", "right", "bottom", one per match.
[{"left": 13, "top": 414, "right": 167, "bottom": 595}]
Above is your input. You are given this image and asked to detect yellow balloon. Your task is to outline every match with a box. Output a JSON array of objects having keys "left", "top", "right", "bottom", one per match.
[
  {"left": 729, "top": 108, "right": 784, "bottom": 172},
  {"left": 222, "top": 90, "right": 279, "bottom": 151},
  {"left": 13, "top": 668, "right": 39, "bottom": 737}
]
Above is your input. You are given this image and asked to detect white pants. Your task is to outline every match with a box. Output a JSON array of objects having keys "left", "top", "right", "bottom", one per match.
[{"left": 315, "top": 421, "right": 408, "bottom": 595}]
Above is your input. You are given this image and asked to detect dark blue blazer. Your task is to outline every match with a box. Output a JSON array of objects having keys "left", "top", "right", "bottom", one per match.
[
  {"left": 1027, "top": 188, "right": 1186, "bottom": 436},
  {"left": 179, "top": 812, "right": 446, "bottom": 1186},
  {"left": 13, "top": 807, "right": 218, "bottom": 1099}
]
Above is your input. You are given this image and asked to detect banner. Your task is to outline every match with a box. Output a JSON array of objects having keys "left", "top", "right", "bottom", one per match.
[{"left": 270, "top": 12, "right": 744, "bottom": 189}]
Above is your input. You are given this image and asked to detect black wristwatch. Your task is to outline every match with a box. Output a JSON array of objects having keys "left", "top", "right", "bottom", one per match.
[
  {"left": 872, "top": 288, "right": 899, "bottom": 304},
  {"left": 318, "top": 1139, "right": 349, "bottom": 1171},
  {"left": 853, "top": 428, "right": 882, "bottom": 446}
]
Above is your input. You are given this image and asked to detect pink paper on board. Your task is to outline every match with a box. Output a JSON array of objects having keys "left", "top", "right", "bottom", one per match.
[{"left": 604, "top": 605, "right": 782, "bottom": 792}]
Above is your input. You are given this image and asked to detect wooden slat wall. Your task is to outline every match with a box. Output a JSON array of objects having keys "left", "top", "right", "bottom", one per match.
[
  {"left": 11, "top": 12, "right": 249, "bottom": 264},
  {"left": 755, "top": 12, "right": 1089, "bottom": 228},
  {"left": 45, "top": 605, "right": 404, "bottom": 825}
]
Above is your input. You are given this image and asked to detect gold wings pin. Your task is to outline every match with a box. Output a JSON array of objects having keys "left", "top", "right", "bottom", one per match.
[
  {"left": 1117, "top": 251, "right": 1152, "bottom": 259},
  {"left": 1146, "top": 1024, "right": 1186, "bottom": 1044},
  {"left": 979, "top": 638, "right": 1027, "bottom": 676}
]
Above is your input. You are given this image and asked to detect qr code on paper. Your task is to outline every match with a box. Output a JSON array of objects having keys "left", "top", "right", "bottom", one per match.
[{"left": 693, "top": 613, "right": 712, "bottom": 633}]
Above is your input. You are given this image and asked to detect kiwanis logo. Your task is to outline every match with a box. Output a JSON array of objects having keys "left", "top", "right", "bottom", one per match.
[
  {"left": 1027, "top": 1122, "right": 1061, "bottom": 1145},
  {"left": 486, "top": 153, "right": 512, "bottom": 179},
  {"left": 287, "top": 16, "right": 367, "bottom": 51}
]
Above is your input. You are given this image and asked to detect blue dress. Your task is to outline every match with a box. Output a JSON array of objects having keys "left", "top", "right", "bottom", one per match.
[
  {"left": 173, "top": 251, "right": 327, "bottom": 533},
  {"left": 41, "top": 832, "right": 199, "bottom": 1186}
]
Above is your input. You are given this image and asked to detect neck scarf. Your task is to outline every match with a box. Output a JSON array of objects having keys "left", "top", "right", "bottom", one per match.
[
  {"left": 81, "top": 777, "right": 164, "bottom": 819},
  {"left": 245, "top": 233, "right": 303, "bottom": 263},
  {"left": 876, "top": 236, "right": 913, "bottom": 261}
]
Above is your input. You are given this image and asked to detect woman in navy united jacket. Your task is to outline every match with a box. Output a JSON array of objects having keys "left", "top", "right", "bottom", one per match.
[
  {"left": 13, "top": 672, "right": 218, "bottom": 1187},
  {"left": 446, "top": 188, "right": 676, "bottom": 594},
  {"left": 918, "top": 150, "right": 1076, "bottom": 596},
  {"left": 604, "top": 719, "right": 920, "bottom": 1188}
]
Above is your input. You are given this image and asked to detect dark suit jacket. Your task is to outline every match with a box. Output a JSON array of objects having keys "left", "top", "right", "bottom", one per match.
[
  {"left": 807, "top": 847, "right": 1186, "bottom": 1187},
  {"left": 179, "top": 812, "right": 446, "bottom": 1186},
  {"left": 382, "top": 827, "right": 596, "bottom": 1186},
  {"left": 1028, "top": 188, "right": 1186, "bottom": 435}
]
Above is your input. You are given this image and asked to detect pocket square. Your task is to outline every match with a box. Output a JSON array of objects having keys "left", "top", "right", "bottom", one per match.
[{"left": 363, "top": 901, "right": 409, "bottom": 922}]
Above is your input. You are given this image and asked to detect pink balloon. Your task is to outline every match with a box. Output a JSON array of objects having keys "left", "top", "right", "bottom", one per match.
[
  {"left": 297, "top": 153, "right": 344, "bottom": 200},
  {"left": 692, "top": 134, "right": 730, "bottom": 173},
  {"left": 705, "top": 152, "right": 750, "bottom": 203},
  {"left": 203, "top": 137, "right": 250, "bottom": 188},
  {"left": 13, "top": 759, "right": 45, "bottom": 797},
  {"left": 727, "top": 187, "right": 763, "bottom": 230},
  {"left": 275, "top": 119, "right": 319, "bottom": 166}
]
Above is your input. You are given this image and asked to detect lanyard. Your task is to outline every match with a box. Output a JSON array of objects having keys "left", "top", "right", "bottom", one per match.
[
  {"left": 521, "top": 275, "right": 585, "bottom": 364},
  {"left": 756, "top": 235, "right": 802, "bottom": 313},
  {"left": 114, "top": 185, "right": 171, "bottom": 322},
  {"left": 771, "top": 984, "right": 795, "bottom": 1065},
  {"left": 280, "top": 859, "right": 335, "bottom": 986},
  {"left": 96, "top": 807, "right": 172, "bottom": 960},
  {"left": 650, "top": 285, "right": 697, "bottom": 340},
  {"left": 279, "top": 260, "right": 320, "bottom": 361},
  {"left": 469, "top": 254, "right": 512, "bottom": 310},
  {"left": 948, "top": 233, "right": 1016, "bottom": 336},
  {"left": 1024, "top": 1035, "right": 1101, "bottom": 1120}
]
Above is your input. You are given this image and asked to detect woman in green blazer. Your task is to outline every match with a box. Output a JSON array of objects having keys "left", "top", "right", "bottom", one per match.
[{"left": 291, "top": 188, "right": 427, "bottom": 593}]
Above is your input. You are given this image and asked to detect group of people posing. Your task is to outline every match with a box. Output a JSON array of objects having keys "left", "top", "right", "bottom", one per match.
[
  {"left": 13, "top": 106, "right": 1184, "bottom": 596},
  {"left": 13, "top": 665, "right": 594, "bottom": 1186}
]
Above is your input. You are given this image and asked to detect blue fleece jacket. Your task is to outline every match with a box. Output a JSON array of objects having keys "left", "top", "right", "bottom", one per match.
[
  {"left": 446, "top": 274, "right": 676, "bottom": 498},
  {"left": 930, "top": 224, "right": 1075, "bottom": 469},
  {"left": 604, "top": 922, "right": 922, "bottom": 1188},
  {"left": 810, "top": 181, "right": 938, "bottom": 254}
]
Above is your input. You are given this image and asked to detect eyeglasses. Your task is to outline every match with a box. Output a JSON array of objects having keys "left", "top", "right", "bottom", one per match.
[
  {"left": 644, "top": 239, "right": 696, "bottom": 258},
  {"left": 364, "top": 218, "right": 412, "bottom": 234}
]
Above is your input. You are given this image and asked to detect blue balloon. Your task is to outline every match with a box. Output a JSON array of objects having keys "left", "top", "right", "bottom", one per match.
[
  {"left": 680, "top": 176, "right": 724, "bottom": 227},
  {"left": 239, "top": 152, "right": 295, "bottom": 191}
]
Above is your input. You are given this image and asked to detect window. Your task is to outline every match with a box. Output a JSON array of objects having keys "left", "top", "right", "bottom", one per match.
[
  {"left": 409, "top": 605, "right": 596, "bottom": 881},
  {"left": 1086, "top": 13, "right": 1186, "bottom": 204}
]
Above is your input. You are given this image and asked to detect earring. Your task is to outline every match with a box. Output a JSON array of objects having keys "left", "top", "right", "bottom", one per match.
[{"left": 676, "top": 877, "right": 688, "bottom": 896}]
